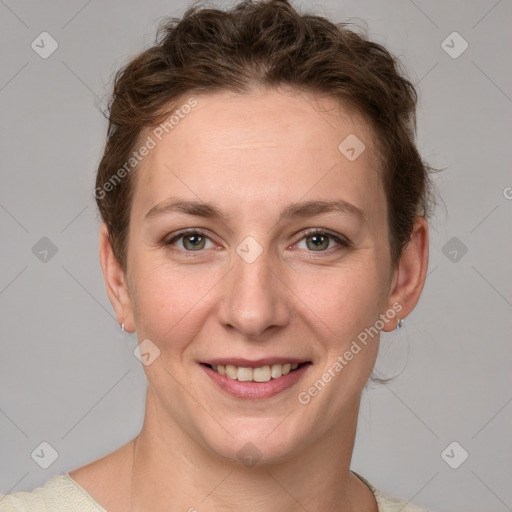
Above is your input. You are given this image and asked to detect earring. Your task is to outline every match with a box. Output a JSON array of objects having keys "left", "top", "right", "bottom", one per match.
[
  {"left": 121, "top": 322, "right": 125, "bottom": 333},
  {"left": 396, "top": 318, "right": 404, "bottom": 329}
]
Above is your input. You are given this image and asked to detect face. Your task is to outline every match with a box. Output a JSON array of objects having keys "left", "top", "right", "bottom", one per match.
[{"left": 114, "top": 87, "right": 403, "bottom": 463}]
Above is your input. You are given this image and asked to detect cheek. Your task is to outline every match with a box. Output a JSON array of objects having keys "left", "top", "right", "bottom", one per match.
[
  {"left": 297, "top": 259, "right": 387, "bottom": 340},
  {"left": 128, "top": 256, "right": 218, "bottom": 348},
  {"left": 294, "top": 271, "right": 384, "bottom": 432}
]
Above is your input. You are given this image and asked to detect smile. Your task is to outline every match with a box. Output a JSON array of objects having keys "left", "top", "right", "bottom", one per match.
[
  {"left": 200, "top": 360, "right": 312, "bottom": 399},
  {"left": 205, "top": 362, "right": 304, "bottom": 382}
]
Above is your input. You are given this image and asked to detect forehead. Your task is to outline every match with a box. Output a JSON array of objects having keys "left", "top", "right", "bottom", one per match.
[{"left": 132, "top": 87, "right": 386, "bottom": 223}]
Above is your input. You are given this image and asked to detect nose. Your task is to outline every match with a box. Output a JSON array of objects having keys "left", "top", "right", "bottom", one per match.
[{"left": 216, "top": 244, "right": 292, "bottom": 340}]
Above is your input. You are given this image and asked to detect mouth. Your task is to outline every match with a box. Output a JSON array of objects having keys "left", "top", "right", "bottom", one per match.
[
  {"left": 199, "top": 359, "right": 312, "bottom": 399},
  {"left": 201, "top": 362, "right": 308, "bottom": 382}
]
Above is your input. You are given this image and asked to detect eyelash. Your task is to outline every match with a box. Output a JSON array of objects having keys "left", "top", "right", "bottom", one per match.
[{"left": 165, "top": 228, "right": 351, "bottom": 256}]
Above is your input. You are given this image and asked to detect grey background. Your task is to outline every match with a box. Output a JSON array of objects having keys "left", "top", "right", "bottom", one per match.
[{"left": 1, "top": 1, "right": 511, "bottom": 510}]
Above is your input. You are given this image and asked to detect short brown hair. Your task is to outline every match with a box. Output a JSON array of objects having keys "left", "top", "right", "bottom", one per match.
[{"left": 95, "top": 0, "right": 437, "bottom": 270}]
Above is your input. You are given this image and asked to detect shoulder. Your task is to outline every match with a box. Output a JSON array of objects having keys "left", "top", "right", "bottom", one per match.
[
  {"left": 0, "top": 473, "right": 107, "bottom": 512},
  {"left": 353, "top": 472, "right": 430, "bottom": 512}
]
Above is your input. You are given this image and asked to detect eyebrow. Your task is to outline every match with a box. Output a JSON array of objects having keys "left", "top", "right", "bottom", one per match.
[{"left": 145, "top": 197, "right": 366, "bottom": 223}]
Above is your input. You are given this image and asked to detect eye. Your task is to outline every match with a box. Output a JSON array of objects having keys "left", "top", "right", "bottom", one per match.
[
  {"left": 294, "top": 229, "right": 350, "bottom": 253},
  {"left": 165, "top": 228, "right": 350, "bottom": 254},
  {"left": 166, "top": 230, "right": 216, "bottom": 251}
]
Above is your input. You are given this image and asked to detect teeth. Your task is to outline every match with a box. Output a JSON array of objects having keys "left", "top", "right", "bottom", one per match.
[
  {"left": 271, "top": 364, "right": 282, "bottom": 379},
  {"left": 210, "top": 362, "right": 304, "bottom": 382},
  {"left": 253, "top": 366, "right": 271, "bottom": 382},
  {"left": 237, "top": 367, "right": 253, "bottom": 382},
  {"left": 226, "top": 364, "right": 237, "bottom": 379}
]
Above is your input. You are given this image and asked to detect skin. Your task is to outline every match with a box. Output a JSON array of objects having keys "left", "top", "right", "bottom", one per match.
[{"left": 70, "top": 86, "right": 429, "bottom": 512}]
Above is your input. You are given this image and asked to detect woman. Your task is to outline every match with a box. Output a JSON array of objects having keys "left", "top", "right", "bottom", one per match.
[{"left": 0, "top": 1, "right": 435, "bottom": 510}]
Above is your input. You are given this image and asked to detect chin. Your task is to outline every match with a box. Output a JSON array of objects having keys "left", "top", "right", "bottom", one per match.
[{"left": 197, "top": 415, "right": 309, "bottom": 468}]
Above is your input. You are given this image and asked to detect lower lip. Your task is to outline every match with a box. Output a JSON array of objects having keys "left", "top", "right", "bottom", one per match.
[{"left": 200, "top": 363, "right": 311, "bottom": 399}]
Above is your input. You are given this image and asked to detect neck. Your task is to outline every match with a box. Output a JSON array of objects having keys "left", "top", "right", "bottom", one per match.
[{"left": 129, "top": 386, "right": 375, "bottom": 512}]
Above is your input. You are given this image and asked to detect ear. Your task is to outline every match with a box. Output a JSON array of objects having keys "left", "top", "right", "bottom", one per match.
[
  {"left": 99, "top": 224, "right": 135, "bottom": 332},
  {"left": 381, "top": 216, "right": 429, "bottom": 332}
]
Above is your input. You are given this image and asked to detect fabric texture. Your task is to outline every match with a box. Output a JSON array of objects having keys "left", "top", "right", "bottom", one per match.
[{"left": 0, "top": 472, "right": 428, "bottom": 511}]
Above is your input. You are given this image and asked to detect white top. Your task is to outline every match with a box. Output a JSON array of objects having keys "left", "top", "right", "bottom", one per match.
[{"left": 0, "top": 472, "right": 429, "bottom": 511}]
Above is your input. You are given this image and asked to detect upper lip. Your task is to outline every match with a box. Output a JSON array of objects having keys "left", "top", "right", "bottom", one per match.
[{"left": 201, "top": 357, "right": 310, "bottom": 367}]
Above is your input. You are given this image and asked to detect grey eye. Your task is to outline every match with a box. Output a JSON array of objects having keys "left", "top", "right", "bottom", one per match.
[{"left": 168, "top": 231, "right": 215, "bottom": 251}]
